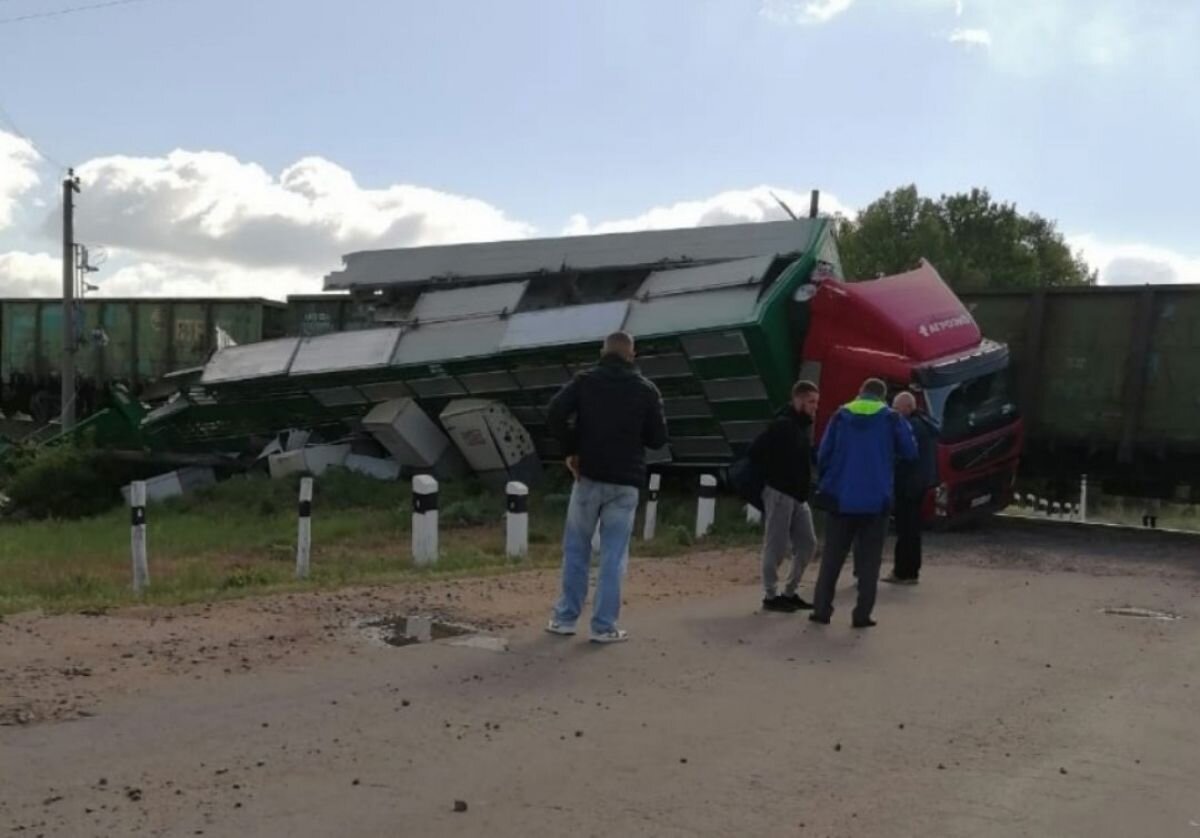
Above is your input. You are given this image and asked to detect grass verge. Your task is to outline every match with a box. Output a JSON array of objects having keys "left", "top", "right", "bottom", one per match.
[{"left": 0, "top": 469, "right": 761, "bottom": 615}]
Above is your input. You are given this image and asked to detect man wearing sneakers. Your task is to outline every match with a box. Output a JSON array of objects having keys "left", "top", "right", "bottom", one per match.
[
  {"left": 544, "top": 331, "right": 668, "bottom": 644},
  {"left": 749, "top": 380, "right": 820, "bottom": 613},
  {"left": 810, "top": 378, "right": 917, "bottom": 629}
]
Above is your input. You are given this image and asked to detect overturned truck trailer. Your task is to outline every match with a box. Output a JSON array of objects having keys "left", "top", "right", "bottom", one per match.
[{"left": 143, "top": 219, "right": 1022, "bottom": 522}]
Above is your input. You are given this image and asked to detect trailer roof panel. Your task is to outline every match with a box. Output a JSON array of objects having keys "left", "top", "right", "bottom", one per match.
[
  {"left": 325, "top": 220, "right": 821, "bottom": 290},
  {"left": 201, "top": 337, "right": 300, "bottom": 384},
  {"left": 499, "top": 301, "right": 629, "bottom": 350},
  {"left": 637, "top": 255, "right": 773, "bottom": 299},
  {"left": 624, "top": 286, "right": 761, "bottom": 337},
  {"left": 289, "top": 328, "right": 404, "bottom": 376}
]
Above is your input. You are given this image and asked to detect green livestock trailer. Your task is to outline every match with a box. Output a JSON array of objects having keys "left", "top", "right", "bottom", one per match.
[
  {"left": 961, "top": 283, "right": 1200, "bottom": 500},
  {"left": 0, "top": 297, "right": 286, "bottom": 423}
]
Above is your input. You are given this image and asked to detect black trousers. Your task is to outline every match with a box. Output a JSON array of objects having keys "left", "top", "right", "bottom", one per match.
[
  {"left": 892, "top": 493, "right": 923, "bottom": 581},
  {"left": 812, "top": 512, "right": 888, "bottom": 623}
]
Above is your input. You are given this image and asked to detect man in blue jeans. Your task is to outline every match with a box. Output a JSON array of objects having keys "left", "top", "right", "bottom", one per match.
[{"left": 545, "top": 332, "right": 668, "bottom": 643}]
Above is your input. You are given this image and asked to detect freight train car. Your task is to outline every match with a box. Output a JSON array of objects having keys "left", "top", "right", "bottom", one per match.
[
  {"left": 961, "top": 284, "right": 1200, "bottom": 501},
  {"left": 0, "top": 298, "right": 286, "bottom": 423}
]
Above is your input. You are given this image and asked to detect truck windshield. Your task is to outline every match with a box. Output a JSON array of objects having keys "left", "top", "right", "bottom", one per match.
[{"left": 932, "top": 370, "right": 1018, "bottom": 443}]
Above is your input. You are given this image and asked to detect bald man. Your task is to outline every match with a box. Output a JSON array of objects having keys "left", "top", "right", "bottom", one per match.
[
  {"left": 545, "top": 331, "right": 668, "bottom": 643},
  {"left": 885, "top": 391, "right": 939, "bottom": 585}
]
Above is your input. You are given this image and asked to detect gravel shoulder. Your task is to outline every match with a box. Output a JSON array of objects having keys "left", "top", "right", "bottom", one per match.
[{"left": 3, "top": 523, "right": 1199, "bottom": 837}]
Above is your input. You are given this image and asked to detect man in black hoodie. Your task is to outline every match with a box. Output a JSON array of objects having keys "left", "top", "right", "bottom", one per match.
[
  {"left": 748, "top": 380, "right": 820, "bottom": 612},
  {"left": 544, "top": 332, "right": 668, "bottom": 644}
]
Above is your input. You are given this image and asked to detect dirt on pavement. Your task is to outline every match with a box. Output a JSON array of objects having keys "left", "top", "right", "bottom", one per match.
[{"left": 2, "top": 521, "right": 1199, "bottom": 837}]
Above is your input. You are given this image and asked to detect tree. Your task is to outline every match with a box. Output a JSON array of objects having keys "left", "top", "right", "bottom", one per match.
[{"left": 836, "top": 185, "right": 1096, "bottom": 290}]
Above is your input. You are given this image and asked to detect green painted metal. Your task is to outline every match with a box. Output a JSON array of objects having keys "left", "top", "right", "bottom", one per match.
[
  {"left": 146, "top": 223, "right": 843, "bottom": 466},
  {"left": 0, "top": 298, "right": 286, "bottom": 420},
  {"left": 962, "top": 284, "right": 1200, "bottom": 488}
]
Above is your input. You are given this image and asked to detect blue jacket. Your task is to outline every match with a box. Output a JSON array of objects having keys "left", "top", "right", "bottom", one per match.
[{"left": 817, "top": 398, "right": 918, "bottom": 515}]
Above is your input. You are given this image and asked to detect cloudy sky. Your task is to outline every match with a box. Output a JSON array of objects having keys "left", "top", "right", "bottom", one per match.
[{"left": 1, "top": 0, "right": 1198, "bottom": 298}]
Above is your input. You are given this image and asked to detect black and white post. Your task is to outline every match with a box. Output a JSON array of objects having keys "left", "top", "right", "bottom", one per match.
[
  {"left": 696, "top": 474, "right": 717, "bottom": 538},
  {"left": 1079, "top": 474, "right": 1089, "bottom": 523},
  {"left": 412, "top": 475, "right": 439, "bottom": 566},
  {"left": 129, "top": 481, "right": 149, "bottom": 594},
  {"left": 296, "top": 476, "right": 313, "bottom": 579},
  {"left": 506, "top": 481, "right": 529, "bottom": 559},
  {"left": 642, "top": 473, "right": 661, "bottom": 541}
]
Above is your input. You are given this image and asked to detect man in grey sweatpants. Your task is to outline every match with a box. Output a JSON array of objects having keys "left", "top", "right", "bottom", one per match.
[{"left": 749, "top": 380, "right": 820, "bottom": 613}]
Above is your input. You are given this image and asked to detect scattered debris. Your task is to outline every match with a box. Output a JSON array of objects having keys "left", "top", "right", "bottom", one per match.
[
  {"left": 453, "top": 800, "right": 469, "bottom": 813},
  {"left": 1102, "top": 607, "right": 1182, "bottom": 621}
]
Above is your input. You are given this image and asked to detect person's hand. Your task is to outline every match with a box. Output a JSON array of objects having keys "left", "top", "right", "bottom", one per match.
[{"left": 565, "top": 455, "right": 580, "bottom": 481}]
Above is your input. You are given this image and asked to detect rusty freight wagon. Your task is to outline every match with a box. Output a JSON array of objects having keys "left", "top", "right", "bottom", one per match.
[
  {"left": 961, "top": 283, "right": 1200, "bottom": 501},
  {"left": 0, "top": 297, "right": 286, "bottom": 423}
]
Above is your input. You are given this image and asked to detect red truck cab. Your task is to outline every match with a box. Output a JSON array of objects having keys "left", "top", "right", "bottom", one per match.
[{"left": 800, "top": 260, "right": 1023, "bottom": 523}]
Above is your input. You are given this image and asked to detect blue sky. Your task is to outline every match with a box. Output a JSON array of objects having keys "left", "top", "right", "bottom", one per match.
[{"left": 2, "top": 0, "right": 1198, "bottom": 297}]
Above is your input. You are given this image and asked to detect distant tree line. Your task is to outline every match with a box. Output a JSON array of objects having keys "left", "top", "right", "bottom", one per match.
[{"left": 834, "top": 185, "right": 1096, "bottom": 290}]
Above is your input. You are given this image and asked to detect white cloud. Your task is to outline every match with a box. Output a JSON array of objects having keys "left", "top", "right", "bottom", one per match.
[
  {"left": 760, "top": 0, "right": 855, "bottom": 26},
  {"left": 1069, "top": 234, "right": 1200, "bottom": 286},
  {"left": 564, "top": 186, "right": 853, "bottom": 235},
  {"left": 0, "top": 131, "right": 40, "bottom": 230},
  {"left": 938, "top": 1, "right": 1197, "bottom": 74},
  {"left": 0, "top": 250, "right": 60, "bottom": 296},
  {"left": 948, "top": 27, "right": 991, "bottom": 48},
  {"left": 69, "top": 150, "right": 535, "bottom": 273}
]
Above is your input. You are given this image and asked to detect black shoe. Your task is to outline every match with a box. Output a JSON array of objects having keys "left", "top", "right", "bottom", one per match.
[
  {"left": 852, "top": 617, "right": 877, "bottom": 629},
  {"left": 883, "top": 574, "right": 919, "bottom": 586},
  {"left": 763, "top": 595, "right": 799, "bottom": 613},
  {"left": 808, "top": 613, "right": 831, "bottom": 625},
  {"left": 781, "top": 594, "right": 814, "bottom": 611}
]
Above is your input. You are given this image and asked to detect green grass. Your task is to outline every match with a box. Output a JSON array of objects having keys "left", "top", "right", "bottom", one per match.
[{"left": 0, "top": 469, "right": 762, "bottom": 615}]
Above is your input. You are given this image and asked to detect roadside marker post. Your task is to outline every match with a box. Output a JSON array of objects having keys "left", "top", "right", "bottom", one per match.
[
  {"left": 696, "top": 474, "right": 717, "bottom": 538},
  {"left": 412, "top": 475, "right": 439, "bottom": 566},
  {"left": 505, "top": 481, "right": 529, "bottom": 559},
  {"left": 130, "top": 481, "right": 149, "bottom": 594},
  {"left": 642, "top": 473, "right": 661, "bottom": 541},
  {"left": 296, "top": 477, "right": 313, "bottom": 579}
]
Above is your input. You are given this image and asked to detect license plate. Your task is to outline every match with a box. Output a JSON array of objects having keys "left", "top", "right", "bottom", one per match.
[{"left": 970, "top": 493, "right": 993, "bottom": 509}]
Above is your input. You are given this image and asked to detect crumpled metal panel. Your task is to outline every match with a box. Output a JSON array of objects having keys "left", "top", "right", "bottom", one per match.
[
  {"left": 624, "top": 287, "right": 761, "bottom": 338},
  {"left": 392, "top": 318, "right": 508, "bottom": 366},
  {"left": 201, "top": 338, "right": 299, "bottom": 384},
  {"left": 410, "top": 282, "right": 527, "bottom": 323},
  {"left": 289, "top": 328, "right": 403, "bottom": 376},
  {"left": 325, "top": 219, "right": 819, "bottom": 290},
  {"left": 636, "top": 255, "right": 772, "bottom": 300},
  {"left": 499, "top": 301, "right": 629, "bottom": 350}
]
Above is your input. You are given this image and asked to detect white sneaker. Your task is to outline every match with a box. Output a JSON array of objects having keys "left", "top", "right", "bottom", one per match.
[
  {"left": 546, "top": 620, "right": 577, "bottom": 636},
  {"left": 589, "top": 628, "right": 629, "bottom": 644}
]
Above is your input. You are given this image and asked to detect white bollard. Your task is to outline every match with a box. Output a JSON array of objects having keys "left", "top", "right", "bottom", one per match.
[
  {"left": 411, "top": 475, "right": 439, "bottom": 566},
  {"left": 642, "top": 473, "right": 661, "bottom": 541},
  {"left": 505, "top": 481, "right": 529, "bottom": 559},
  {"left": 296, "top": 477, "right": 313, "bottom": 579},
  {"left": 1079, "top": 474, "right": 1089, "bottom": 523},
  {"left": 129, "top": 481, "right": 149, "bottom": 594},
  {"left": 696, "top": 474, "right": 717, "bottom": 538},
  {"left": 745, "top": 504, "right": 763, "bottom": 526}
]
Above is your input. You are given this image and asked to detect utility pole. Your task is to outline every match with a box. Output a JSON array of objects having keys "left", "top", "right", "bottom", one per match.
[{"left": 61, "top": 170, "right": 80, "bottom": 431}]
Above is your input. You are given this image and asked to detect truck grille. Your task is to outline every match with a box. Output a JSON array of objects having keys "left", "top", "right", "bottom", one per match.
[{"left": 950, "top": 431, "right": 1018, "bottom": 472}]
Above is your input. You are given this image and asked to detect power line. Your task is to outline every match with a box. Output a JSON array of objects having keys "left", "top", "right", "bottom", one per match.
[
  {"left": 0, "top": 97, "right": 69, "bottom": 172},
  {"left": 0, "top": 0, "right": 153, "bottom": 24}
]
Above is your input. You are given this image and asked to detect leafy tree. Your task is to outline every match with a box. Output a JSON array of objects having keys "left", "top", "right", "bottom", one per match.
[{"left": 835, "top": 185, "right": 1096, "bottom": 290}]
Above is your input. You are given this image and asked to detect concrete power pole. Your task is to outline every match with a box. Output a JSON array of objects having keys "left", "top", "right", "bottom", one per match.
[{"left": 61, "top": 170, "right": 80, "bottom": 431}]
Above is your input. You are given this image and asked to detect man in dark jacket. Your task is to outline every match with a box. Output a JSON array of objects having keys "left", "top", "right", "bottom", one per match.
[
  {"left": 748, "top": 380, "right": 819, "bottom": 613},
  {"left": 544, "top": 332, "right": 668, "bottom": 644},
  {"left": 810, "top": 378, "right": 917, "bottom": 629},
  {"left": 884, "top": 391, "right": 939, "bottom": 584}
]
